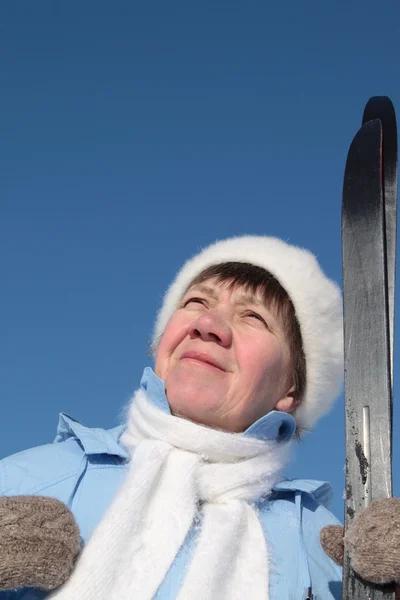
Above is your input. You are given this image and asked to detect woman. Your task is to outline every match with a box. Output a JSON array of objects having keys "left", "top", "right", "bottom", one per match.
[{"left": 0, "top": 235, "right": 343, "bottom": 599}]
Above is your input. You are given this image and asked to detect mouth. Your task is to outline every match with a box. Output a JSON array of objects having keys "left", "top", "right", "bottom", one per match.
[{"left": 180, "top": 351, "right": 225, "bottom": 372}]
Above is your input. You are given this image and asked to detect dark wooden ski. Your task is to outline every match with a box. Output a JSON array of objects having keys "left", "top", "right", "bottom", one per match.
[
  {"left": 342, "top": 97, "right": 398, "bottom": 600},
  {"left": 362, "top": 97, "right": 398, "bottom": 387}
]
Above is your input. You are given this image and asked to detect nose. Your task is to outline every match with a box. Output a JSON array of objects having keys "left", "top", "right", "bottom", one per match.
[{"left": 188, "top": 312, "right": 232, "bottom": 347}]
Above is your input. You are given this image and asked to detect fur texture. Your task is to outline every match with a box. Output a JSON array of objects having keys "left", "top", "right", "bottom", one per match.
[
  {"left": 0, "top": 496, "right": 80, "bottom": 591},
  {"left": 153, "top": 235, "right": 343, "bottom": 431}
]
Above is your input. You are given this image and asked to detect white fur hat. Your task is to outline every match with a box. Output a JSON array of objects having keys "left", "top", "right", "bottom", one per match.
[{"left": 153, "top": 236, "right": 343, "bottom": 431}]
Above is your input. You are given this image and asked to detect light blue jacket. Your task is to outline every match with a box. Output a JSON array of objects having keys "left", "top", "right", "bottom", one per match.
[{"left": 0, "top": 369, "right": 342, "bottom": 599}]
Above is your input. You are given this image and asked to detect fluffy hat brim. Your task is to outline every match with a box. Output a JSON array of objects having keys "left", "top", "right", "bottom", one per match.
[{"left": 153, "top": 236, "right": 343, "bottom": 431}]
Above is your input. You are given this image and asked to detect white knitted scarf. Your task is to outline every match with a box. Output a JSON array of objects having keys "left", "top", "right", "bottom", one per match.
[{"left": 50, "top": 389, "right": 293, "bottom": 600}]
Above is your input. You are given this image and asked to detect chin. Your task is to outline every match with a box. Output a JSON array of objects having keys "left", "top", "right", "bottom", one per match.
[{"left": 166, "top": 383, "right": 222, "bottom": 425}]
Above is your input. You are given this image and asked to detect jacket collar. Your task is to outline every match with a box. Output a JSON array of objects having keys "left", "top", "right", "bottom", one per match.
[
  {"left": 55, "top": 414, "right": 129, "bottom": 459},
  {"left": 54, "top": 412, "right": 332, "bottom": 507},
  {"left": 140, "top": 367, "right": 296, "bottom": 442},
  {"left": 54, "top": 366, "right": 296, "bottom": 459},
  {"left": 273, "top": 479, "right": 334, "bottom": 509}
]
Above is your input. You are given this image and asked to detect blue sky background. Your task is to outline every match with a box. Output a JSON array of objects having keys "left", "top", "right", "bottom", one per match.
[{"left": 2, "top": 1, "right": 400, "bottom": 520}]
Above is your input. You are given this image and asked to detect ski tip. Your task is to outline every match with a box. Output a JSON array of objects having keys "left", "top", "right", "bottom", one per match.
[
  {"left": 343, "top": 119, "right": 382, "bottom": 177},
  {"left": 363, "top": 96, "right": 397, "bottom": 129},
  {"left": 342, "top": 119, "right": 382, "bottom": 216},
  {"left": 362, "top": 96, "right": 398, "bottom": 192}
]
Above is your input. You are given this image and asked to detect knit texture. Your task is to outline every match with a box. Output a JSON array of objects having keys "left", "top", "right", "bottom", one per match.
[
  {"left": 50, "top": 388, "right": 293, "bottom": 600},
  {"left": 320, "top": 498, "right": 400, "bottom": 584},
  {"left": 319, "top": 524, "right": 344, "bottom": 566},
  {"left": 0, "top": 495, "right": 80, "bottom": 591},
  {"left": 346, "top": 498, "right": 400, "bottom": 584}
]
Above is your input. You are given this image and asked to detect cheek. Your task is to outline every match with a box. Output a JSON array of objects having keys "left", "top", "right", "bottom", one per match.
[
  {"left": 154, "top": 313, "right": 189, "bottom": 379},
  {"left": 236, "top": 336, "right": 286, "bottom": 385}
]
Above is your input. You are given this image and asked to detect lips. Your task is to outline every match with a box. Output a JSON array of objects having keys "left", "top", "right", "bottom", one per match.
[{"left": 180, "top": 351, "right": 225, "bottom": 371}]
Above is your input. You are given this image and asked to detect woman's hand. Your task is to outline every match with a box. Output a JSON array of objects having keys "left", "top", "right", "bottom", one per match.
[
  {"left": 320, "top": 498, "right": 400, "bottom": 584},
  {"left": 0, "top": 496, "right": 80, "bottom": 591}
]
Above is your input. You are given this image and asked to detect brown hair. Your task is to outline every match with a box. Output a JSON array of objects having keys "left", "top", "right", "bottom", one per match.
[{"left": 187, "top": 262, "right": 307, "bottom": 409}]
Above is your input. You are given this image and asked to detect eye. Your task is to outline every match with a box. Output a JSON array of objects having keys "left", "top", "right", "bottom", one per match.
[
  {"left": 182, "top": 297, "right": 206, "bottom": 307},
  {"left": 246, "top": 311, "right": 268, "bottom": 327}
]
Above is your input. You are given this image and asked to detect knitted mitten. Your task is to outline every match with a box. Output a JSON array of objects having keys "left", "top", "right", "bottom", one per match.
[
  {"left": 320, "top": 498, "right": 400, "bottom": 584},
  {"left": 0, "top": 496, "right": 80, "bottom": 591}
]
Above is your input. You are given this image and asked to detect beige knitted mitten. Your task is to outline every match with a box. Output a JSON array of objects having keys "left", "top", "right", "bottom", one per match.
[
  {"left": 0, "top": 496, "right": 80, "bottom": 591},
  {"left": 320, "top": 498, "right": 400, "bottom": 584}
]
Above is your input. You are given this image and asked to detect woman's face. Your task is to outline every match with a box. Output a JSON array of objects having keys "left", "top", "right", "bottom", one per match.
[{"left": 154, "top": 278, "right": 297, "bottom": 432}]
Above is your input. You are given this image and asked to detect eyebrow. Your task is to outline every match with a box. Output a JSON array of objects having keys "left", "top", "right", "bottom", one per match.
[
  {"left": 234, "top": 293, "right": 266, "bottom": 308},
  {"left": 185, "top": 283, "right": 280, "bottom": 332},
  {"left": 186, "top": 285, "right": 265, "bottom": 308},
  {"left": 185, "top": 283, "right": 219, "bottom": 299},
  {"left": 234, "top": 293, "right": 280, "bottom": 331}
]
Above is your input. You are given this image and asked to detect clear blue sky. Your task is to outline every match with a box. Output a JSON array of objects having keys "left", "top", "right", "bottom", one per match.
[{"left": 2, "top": 1, "right": 400, "bottom": 520}]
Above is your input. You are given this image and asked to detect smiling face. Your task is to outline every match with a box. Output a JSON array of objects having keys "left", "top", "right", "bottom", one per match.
[{"left": 154, "top": 277, "right": 298, "bottom": 432}]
